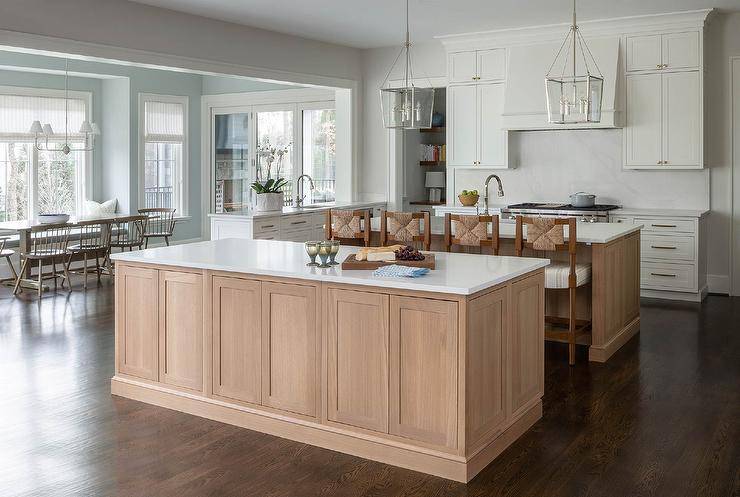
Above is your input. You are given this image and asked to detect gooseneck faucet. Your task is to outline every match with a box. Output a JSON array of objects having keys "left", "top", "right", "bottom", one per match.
[
  {"left": 483, "top": 174, "right": 505, "bottom": 215},
  {"left": 294, "top": 174, "right": 315, "bottom": 207}
]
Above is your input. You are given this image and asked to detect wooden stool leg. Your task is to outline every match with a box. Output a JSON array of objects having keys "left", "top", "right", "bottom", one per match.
[
  {"left": 6, "top": 255, "right": 18, "bottom": 280},
  {"left": 95, "top": 254, "right": 101, "bottom": 283},
  {"left": 64, "top": 256, "right": 72, "bottom": 292},
  {"left": 13, "top": 259, "right": 28, "bottom": 295},
  {"left": 37, "top": 259, "right": 43, "bottom": 298},
  {"left": 83, "top": 252, "right": 88, "bottom": 290},
  {"left": 569, "top": 286, "right": 576, "bottom": 366},
  {"left": 53, "top": 258, "right": 58, "bottom": 291},
  {"left": 164, "top": 236, "right": 169, "bottom": 246}
]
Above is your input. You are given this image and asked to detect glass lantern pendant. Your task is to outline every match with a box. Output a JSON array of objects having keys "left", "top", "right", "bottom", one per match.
[
  {"left": 379, "top": 0, "right": 434, "bottom": 129},
  {"left": 545, "top": 0, "right": 604, "bottom": 124}
]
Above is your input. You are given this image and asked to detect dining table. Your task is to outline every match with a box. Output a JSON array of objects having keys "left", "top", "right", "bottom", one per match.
[{"left": 0, "top": 213, "right": 141, "bottom": 290}]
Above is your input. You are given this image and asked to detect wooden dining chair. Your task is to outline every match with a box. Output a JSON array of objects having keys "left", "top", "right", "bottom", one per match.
[
  {"left": 444, "top": 213, "right": 500, "bottom": 254},
  {"left": 0, "top": 235, "right": 18, "bottom": 285},
  {"left": 514, "top": 216, "right": 592, "bottom": 366},
  {"left": 139, "top": 208, "right": 176, "bottom": 248},
  {"left": 325, "top": 209, "right": 371, "bottom": 247},
  {"left": 103, "top": 215, "right": 147, "bottom": 275},
  {"left": 13, "top": 223, "right": 71, "bottom": 298},
  {"left": 65, "top": 220, "right": 112, "bottom": 290},
  {"left": 380, "top": 210, "right": 431, "bottom": 250}
]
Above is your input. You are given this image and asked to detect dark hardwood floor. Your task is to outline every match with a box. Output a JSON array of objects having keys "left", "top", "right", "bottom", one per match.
[{"left": 0, "top": 282, "right": 738, "bottom": 497}]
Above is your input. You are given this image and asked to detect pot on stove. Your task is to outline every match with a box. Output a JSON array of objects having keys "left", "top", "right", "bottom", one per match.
[{"left": 569, "top": 192, "right": 596, "bottom": 208}]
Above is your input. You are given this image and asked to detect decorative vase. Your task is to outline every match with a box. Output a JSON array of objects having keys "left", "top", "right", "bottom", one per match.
[{"left": 255, "top": 192, "right": 284, "bottom": 212}]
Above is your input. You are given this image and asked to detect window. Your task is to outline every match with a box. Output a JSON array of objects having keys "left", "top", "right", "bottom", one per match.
[
  {"left": 0, "top": 88, "right": 89, "bottom": 221},
  {"left": 140, "top": 94, "right": 187, "bottom": 215},
  {"left": 251, "top": 102, "right": 336, "bottom": 206}
]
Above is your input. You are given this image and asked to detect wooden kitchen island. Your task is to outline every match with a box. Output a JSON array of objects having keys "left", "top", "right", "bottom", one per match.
[{"left": 111, "top": 239, "right": 549, "bottom": 482}]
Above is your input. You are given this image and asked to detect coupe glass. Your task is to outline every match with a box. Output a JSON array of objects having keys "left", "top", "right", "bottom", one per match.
[
  {"left": 304, "top": 241, "right": 320, "bottom": 266},
  {"left": 317, "top": 241, "right": 332, "bottom": 268},
  {"left": 328, "top": 240, "right": 341, "bottom": 265}
]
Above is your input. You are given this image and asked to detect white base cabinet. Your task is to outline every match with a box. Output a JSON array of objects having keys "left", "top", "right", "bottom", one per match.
[{"left": 610, "top": 211, "right": 707, "bottom": 301}]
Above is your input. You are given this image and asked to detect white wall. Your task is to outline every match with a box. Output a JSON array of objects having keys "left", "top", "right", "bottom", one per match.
[{"left": 201, "top": 75, "right": 292, "bottom": 95}]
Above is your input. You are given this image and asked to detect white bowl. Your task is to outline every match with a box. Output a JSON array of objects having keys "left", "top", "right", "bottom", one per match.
[{"left": 38, "top": 214, "right": 70, "bottom": 224}]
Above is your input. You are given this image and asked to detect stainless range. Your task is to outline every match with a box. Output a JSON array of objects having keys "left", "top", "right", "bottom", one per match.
[{"left": 502, "top": 202, "right": 621, "bottom": 223}]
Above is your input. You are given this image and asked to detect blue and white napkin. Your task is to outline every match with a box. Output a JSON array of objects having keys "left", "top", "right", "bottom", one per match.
[{"left": 372, "top": 264, "right": 430, "bottom": 278}]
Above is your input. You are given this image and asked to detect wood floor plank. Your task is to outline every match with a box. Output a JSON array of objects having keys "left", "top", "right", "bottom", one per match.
[{"left": 0, "top": 282, "right": 738, "bottom": 496}]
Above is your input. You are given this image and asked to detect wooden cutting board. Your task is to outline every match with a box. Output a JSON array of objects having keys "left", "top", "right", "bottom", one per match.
[{"left": 341, "top": 253, "right": 436, "bottom": 270}]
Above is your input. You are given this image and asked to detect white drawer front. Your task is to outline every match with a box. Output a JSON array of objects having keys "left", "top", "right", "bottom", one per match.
[
  {"left": 211, "top": 220, "right": 251, "bottom": 240},
  {"left": 610, "top": 216, "right": 634, "bottom": 225},
  {"left": 635, "top": 217, "right": 695, "bottom": 234},
  {"left": 253, "top": 217, "right": 280, "bottom": 234},
  {"left": 280, "top": 214, "right": 314, "bottom": 231},
  {"left": 641, "top": 234, "right": 695, "bottom": 262},
  {"left": 641, "top": 262, "right": 696, "bottom": 291}
]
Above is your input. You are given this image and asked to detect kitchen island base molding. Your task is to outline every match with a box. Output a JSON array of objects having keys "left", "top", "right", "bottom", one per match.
[
  {"left": 112, "top": 253, "right": 546, "bottom": 483},
  {"left": 111, "top": 376, "right": 542, "bottom": 483}
]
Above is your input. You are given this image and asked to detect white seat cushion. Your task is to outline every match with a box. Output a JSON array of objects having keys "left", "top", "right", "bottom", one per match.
[{"left": 545, "top": 262, "right": 592, "bottom": 289}]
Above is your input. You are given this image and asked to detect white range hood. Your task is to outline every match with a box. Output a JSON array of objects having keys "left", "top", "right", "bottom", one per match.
[{"left": 502, "top": 36, "right": 621, "bottom": 130}]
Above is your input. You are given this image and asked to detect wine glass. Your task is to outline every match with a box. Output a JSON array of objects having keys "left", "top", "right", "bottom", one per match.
[
  {"left": 317, "top": 241, "right": 332, "bottom": 268},
  {"left": 304, "top": 241, "right": 320, "bottom": 267},
  {"left": 328, "top": 240, "right": 341, "bottom": 265}
]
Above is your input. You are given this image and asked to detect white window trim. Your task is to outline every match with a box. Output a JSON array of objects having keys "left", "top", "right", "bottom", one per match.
[
  {"left": 0, "top": 84, "right": 93, "bottom": 219},
  {"left": 138, "top": 92, "right": 189, "bottom": 217}
]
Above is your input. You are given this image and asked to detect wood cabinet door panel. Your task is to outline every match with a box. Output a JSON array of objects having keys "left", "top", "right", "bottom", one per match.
[
  {"left": 447, "top": 85, "right": 478, "bottom": 166},
  {"left": 262, "top": 282, "right": 318, "bottom": 417},
  {"left": 626, "top": 34, "right": 662, "bottom": 72},
  {"left": 663, "top": 71, "right": 701, "bottom": 167},
  {"left": 478, "top": 83, "right": 506, "bottom": 167},
  {"left": 159, "top": 270, "right": 204, "bottom": 391},
  {"left": 327, "top": 289, "right": 389, "bottom": 433},
  {"left": 117, "top": 265, "right": 158, "bottom": 381},
  {"left": 467, "top": 288, "right": 507, "bottom": 449},
  {"left": 390, "top": 296, "right": 458, "bottom": 449},
  {"left": 625, "top": 73, "right": 662, "bottom": 166},
  {"left": 448, "top": 51, "right": 477, "bottom": 83},
  {"left": 509, "top": 272, "right": 544, "bottom": 417},
  {"left": 212, "top": 276, "right": 262, "bottom": 404}
]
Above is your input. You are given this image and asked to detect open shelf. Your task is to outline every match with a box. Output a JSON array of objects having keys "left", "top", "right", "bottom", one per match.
[{"left": 419, "top": 160, "right": 446, "bottom": 166}]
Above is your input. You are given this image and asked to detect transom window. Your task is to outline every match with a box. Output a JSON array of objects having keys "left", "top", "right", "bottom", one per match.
[
  {"left": 139, "top": 94, "right": 187, "bottom": 215},
  {"left": 0, "top": 88, "right": 89, "bottom": 221}
]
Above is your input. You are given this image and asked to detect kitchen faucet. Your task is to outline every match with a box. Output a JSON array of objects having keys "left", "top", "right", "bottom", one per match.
[
  {"left": 483, "top": 174, "right": 505, "bottom": 215},
  {"left": 294, "top": 174, "right": 315, "bottom": 207}
]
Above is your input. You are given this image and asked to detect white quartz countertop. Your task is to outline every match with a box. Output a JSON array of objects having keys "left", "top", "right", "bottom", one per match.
[
  {"left": 371, "top": 217, "right": 643, "bottom": 244},
  {"left": 111, "top": 238, "right": 550, "bottom": 296},
  {"left": 208, "top": 201, "right": 385, "bottom": 219},
  {"left": 612, "top": 207, "right": 709, "bottom": 218}
]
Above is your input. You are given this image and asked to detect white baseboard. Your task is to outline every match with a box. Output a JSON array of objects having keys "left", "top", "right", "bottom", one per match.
[{"left": 706, "top": 274, "right": 730, "bottom": 295}]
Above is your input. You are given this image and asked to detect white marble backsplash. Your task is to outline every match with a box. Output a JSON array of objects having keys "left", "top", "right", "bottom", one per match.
[{"left": 451, "top": 129, "right": 710, "bottom": 210}]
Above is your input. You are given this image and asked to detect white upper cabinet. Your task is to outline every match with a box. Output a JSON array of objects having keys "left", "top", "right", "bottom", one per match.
[
  {"left": 447, "top": 85, "right": 478, "bottom": 166},
  {"left": 626, "top": 32, "right": 699, "bottom": 72},
  {"left": 478, "top": 83, "right": 506, "bottom": 166},
  {"left": 448, "top": 51, "right": 477, "bottom": 84},
  {"left": 662, "top": 32, "right": 700, "bottom": 71},
  {"left": 625, "top": 73, "right": 663, "bottom": 166},
  {"left": 663, "top": 71, "right": 701, "bottom": 167},
  {"left": 447, "top": 83, "right": 507, "bottom": 168},
  {"left": 448, "top": 49, "right": 505, "bottom": 83},
  {"left": 476, "top": 49, "right": 507, "bottom": 82}
]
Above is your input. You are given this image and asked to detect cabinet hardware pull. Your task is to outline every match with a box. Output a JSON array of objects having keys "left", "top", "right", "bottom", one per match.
[
  {"left": 663, "top": 64, "right": 669, "bottom": 68},
  {"left": 262, "top": 224, "right": 275, "bottom": 228},
  {"left": 650, "top": 272, "right": 677, "bottom": 277},
  {"left": 291, "top": 221, "right": 307, "bottom": 225},
  {"left": 656, "top": 64, "right": 662, "bottom": 69},
  {"left": 651, "top": 245, "right": 676, "bottom": 249},
  {"left": 651, "top": 224, "right": 677, "bottom": 228}
]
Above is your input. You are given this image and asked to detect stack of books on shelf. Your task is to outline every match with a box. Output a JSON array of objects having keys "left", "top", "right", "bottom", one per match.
[{"left": 419, "top": 144, "right": 446, "bottom": 163}]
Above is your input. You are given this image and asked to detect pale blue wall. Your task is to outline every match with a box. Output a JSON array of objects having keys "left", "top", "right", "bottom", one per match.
[{"left": 202, "top": 75, "right": 290, "bottom": 94}]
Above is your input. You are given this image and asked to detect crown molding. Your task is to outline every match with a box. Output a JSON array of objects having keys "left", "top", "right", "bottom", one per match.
[{"left": 436, "top": 9, "right": 713, "bottom": 51}]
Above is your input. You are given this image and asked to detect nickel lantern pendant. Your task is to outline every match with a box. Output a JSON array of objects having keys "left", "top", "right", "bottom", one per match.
[
  {"left": 379, "top": 0, "right": 434, "bottom": 129},
  {"left": 545, "top": 0, "right": 604, "bottom": 124}
]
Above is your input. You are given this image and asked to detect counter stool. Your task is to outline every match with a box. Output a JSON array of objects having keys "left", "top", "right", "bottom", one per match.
[
  {"left": 444, "top": 213, "right": 500, "bottom": 254},
  {"left": 380, "top": 210, "right": 431, "bottom": 250},
  {"left": 139, "top": 208, "right": 176, "bottom": 248},
  {"left": 65, "top": 220, "right": 112, "bottom": 290},
  {"left": 325, "top": 209, "right": 371, "bottom": 247},
  {"left": 1, "top": 235, "right": 18, "bottom": 285},
  {"left": 13, "top": 223, "right": 71, "bottom": 298},
  {"left": 515, "top": 216, "right": 592, "bottom": 366}
]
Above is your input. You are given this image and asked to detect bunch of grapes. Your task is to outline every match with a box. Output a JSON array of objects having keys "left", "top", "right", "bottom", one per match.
[{"left": 395, "top": 245, "right": 424, "bottom": 261}]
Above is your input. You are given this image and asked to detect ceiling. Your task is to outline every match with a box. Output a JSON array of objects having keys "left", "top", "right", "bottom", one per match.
[{"left": 130, "top": 0, "right": 736, "bottom": 49}]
